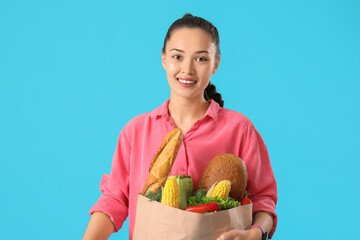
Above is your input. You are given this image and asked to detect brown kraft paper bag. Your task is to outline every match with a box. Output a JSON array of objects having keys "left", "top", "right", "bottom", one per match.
[{"left": 133, "top": 194, "right": 253, "bottom": 240}]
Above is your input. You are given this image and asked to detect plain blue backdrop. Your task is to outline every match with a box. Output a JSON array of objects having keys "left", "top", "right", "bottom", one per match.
[{"left": 1, "top": 0, "right": 359, "bottom": 239}]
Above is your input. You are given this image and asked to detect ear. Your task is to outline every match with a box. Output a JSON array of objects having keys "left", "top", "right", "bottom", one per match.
[
  {"left": 212, "top": 57, "right": 221, "bottom": 74},
  {"left": 161, "top": 51, "right": 166, "bottom": 70}
]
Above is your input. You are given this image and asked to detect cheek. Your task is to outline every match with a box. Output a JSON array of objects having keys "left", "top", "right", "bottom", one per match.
[
  {"left": 199, "top": 65, "right": 214, "bottom": 78},
  {"left": 166, "top": 63, "right": 178, "bottom": 81},
  {"left": 167, "top": 62, "right": 179, "bottom": 73}
]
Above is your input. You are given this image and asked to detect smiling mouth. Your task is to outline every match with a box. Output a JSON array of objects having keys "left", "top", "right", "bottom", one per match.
[{"left": 177, "top": 78, "right": 197, "bottom": 84}]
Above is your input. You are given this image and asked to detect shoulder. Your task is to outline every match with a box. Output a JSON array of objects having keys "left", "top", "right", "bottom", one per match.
[
  {"left": 121, "top": 101, "right": 165, "bottom": 134},
  {"left": 116, "top": 111, "right": 154, "bottom": 145},
  {"left": 116, "top": 100, "right": 168, "bottom": 141},
  {"left": 219, "top": 107, "right": 255, "bottom": 129},
  {"left": 124, "top": 111, "right": 153, "bottom": 131}
]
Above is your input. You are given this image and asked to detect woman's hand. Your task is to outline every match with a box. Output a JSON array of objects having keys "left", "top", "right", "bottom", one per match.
[
  {"left": 217, "top": 211, "right": 273, "bottom": 240},
  {"left": 216, "top": 228, "right": 262, "bottom": 240}
]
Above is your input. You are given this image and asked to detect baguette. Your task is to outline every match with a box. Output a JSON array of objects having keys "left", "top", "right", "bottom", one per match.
[{"left": 140, "top": 128, "right": 183, "bottom": 195}]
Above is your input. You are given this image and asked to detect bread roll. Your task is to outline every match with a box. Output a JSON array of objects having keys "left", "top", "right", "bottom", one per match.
[
  {"left": 140, "top": 128, "right": 183, "bottom": 195},
  {"left": 198, "top": 153, "right": 247, "bottom": 201}
]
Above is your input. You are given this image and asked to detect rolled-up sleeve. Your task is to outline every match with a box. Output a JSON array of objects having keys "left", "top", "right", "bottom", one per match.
[
  {"left": 241, "top": 124, "right": 278, "bottom": 239},
  {"left": 89, "top": 129, "right": 131, "bottom": 232}
]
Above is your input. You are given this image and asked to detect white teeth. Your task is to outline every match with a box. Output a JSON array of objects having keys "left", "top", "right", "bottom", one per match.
[{"left": 178, "top": 79, "right": 196, "bottom": 84}]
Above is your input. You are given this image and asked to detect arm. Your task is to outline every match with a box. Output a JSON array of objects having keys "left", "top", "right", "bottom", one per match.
[
  {"left": 217, "top": 124, "right": 278, "bottom": 240},
  {"left": 86, "top": 129, "right": 132, "bottom": 236},
  {"left": 252, "top": 211, "right": 274, "bottom": 235},
  {"left": 216, "top": 211, "right": 273, "bottom": 240},
  {"left": 242, "top": 124, "right": 278, "bottom": 237},
  {"left": 83, "top": 212, "right": 115, "bottom": 240}
]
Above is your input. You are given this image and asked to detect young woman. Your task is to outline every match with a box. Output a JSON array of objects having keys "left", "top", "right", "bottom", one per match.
[{"left": 83, "top": 14, "right": 277, "bottom": 240}]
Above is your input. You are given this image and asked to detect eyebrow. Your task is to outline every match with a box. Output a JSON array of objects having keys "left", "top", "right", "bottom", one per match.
[{"left": 170, "top": 48, "right": 211, "bottom": 54}]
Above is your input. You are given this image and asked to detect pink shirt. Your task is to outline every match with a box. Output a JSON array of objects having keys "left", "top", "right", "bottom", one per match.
[{"left": 89, "top": 99, "right": 278, "bottom": 239}]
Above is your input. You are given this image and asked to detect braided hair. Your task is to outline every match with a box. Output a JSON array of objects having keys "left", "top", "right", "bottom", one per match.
[{"left": 162, "top": 13, "right": 224, "bottom": 107}]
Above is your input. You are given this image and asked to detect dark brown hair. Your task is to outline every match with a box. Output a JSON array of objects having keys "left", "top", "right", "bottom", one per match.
[{"left": 162, "top": 13, "right": 224, "bottom": 107}]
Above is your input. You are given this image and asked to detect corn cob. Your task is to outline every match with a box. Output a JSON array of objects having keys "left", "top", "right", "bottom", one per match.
[
  {"left": 209, "top": 180, "right": 231, "bottom": 199},
  {"left": 161, "top": 176, "right": 180, "bottom": 208}
]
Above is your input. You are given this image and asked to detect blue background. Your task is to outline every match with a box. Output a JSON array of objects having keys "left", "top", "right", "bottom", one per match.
[{"left": 1, "top": 0, "right": 359, "bottom": 239}]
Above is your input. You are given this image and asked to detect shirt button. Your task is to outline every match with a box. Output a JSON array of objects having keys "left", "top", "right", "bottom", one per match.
[{"left": 180, "top": 167, "right": 186, "bottom": 172}]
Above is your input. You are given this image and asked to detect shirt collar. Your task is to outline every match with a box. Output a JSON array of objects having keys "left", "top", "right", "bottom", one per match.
[
  {"left": 150, "top": 99, "right": 220, "bottom": 121},
  {"left": 150, "top": 99, "right": 171, "bottom": 119}
]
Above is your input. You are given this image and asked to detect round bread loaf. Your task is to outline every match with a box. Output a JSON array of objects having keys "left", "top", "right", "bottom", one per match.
[{"left": 198, "top": 153, "right": 247, "bottom": 201}]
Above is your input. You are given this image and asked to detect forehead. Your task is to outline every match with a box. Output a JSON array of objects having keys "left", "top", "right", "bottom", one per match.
[{"left": 166, "top": 27, "right": 215, "bottom": 53}]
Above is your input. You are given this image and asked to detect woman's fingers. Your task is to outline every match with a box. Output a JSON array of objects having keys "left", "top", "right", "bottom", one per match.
[{"left": 216, "top": 229, "right": 247, "bottom": 240}]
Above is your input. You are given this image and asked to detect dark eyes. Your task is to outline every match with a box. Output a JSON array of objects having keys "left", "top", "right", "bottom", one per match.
[
  {"left": 172, "top": 55, "right": 208, "bottom": 62},
  {"left": 196, "top": 57, "right": 208, "bottom": 62}
]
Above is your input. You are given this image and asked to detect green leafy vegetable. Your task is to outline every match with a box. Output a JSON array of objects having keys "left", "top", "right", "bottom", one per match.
[
  {"left": 194, "top": 189, "right": 207, "bottom": 203},
  {"left": 187, "top": 195, "right": 240, "bottom": 210},
  {"left": 144, "top": 187, "right": 162, "bottom": 202},
  {"left": 188, "top": 196, "right": 197, "bottom": 206}
]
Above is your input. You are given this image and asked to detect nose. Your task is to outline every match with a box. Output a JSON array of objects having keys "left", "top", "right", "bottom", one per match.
[{"left": 181, "top": 58, "right": 195, "bottom": 75}]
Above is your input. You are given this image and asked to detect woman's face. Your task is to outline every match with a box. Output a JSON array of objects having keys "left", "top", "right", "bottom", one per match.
[{"left": 161, "top": 27, "right": 220, "bottom": 102}]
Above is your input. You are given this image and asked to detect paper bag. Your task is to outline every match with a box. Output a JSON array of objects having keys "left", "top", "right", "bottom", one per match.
[{"left": 133, "top": 194, "right": 253, "bottom": 240}]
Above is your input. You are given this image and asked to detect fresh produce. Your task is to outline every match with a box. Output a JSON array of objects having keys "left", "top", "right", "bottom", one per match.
[
  {"left": 184, "top": 202, "right": 220, "bottom": 213},
  {"left": 240, "top": 198, "right": 251, "bottom": 205},
  {"left": 144, "top": 187, "right": 162, "bottom": 202},
  {"left": 188, "top": 195, "right": 241, "bottom": 210},
  {"left": 188, "top": 179, "right": 241, "bottom": 212},
  {"left": 194, "top": 189, "right": 207, "bottom": 202},
  {"left": 145, "top": 175, "right": 248, "bottom": 211},
  {"left": 144, "top": 174, "right": 194, "bottom": 209},
  {"left": 240, "top": 191, "right": 251, "bottom": 205},
  {"left": 176, "top": 175, "right": 194, "bottom": 209},
  {"left": 208, "top": 180, "right": 231, "bottom": 199},
  {"left": 161, "top": 176, "right": 179, "bottom": 208}
]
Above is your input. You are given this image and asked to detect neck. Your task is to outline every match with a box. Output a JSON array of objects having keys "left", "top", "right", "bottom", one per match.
[{"left": 168, "top": 95, "right": 210, "bottom": 130}]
